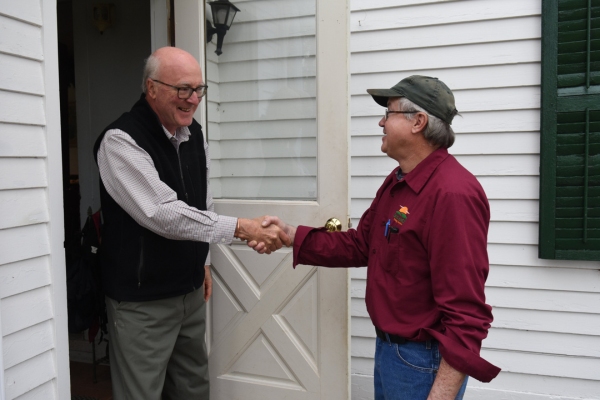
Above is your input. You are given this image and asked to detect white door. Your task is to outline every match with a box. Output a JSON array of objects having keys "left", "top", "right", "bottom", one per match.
[{"left": 175, "top": 1, "right": 349, "bottom": 398}]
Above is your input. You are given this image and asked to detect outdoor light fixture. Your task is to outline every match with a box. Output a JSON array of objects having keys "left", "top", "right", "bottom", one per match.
[{"left": 206, "top": 0, "right": 240, "bottom": 56}]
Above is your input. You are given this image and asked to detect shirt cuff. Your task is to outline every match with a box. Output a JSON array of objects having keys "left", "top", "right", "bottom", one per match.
[
  {"left": 293, "top": 225, "right": 324, "bottom": 268},
  {"left": 211, "top": 215, "right": 237, "bottom": 244},
  {"left": 424, "top": 328, "right": 501, "bottom": 382}
]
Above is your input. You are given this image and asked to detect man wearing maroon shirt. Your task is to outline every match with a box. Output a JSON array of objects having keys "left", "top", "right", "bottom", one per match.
[{"left": 253, "top": 76, "right": 500, "bottom": 399}]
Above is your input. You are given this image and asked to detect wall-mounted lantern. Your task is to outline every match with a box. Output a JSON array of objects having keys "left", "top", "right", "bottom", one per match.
[
  {"left": 92, "top": 3, "right": 115, "bottom": 34},
  {"left": 206, "top": 0, "right": 240, "bottom": 56}
]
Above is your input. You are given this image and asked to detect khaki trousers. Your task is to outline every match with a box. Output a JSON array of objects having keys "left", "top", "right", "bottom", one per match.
[{"left": 106, "top": 289, "right": 209, "bottom": 400}]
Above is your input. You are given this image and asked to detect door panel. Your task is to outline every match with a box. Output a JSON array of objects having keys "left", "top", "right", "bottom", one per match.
[
  {"left": 209, "top": 246, "right": 320, "bottom": 397},
  {"left": 174, "top": 1, "right": 349, "bottom": 398}
]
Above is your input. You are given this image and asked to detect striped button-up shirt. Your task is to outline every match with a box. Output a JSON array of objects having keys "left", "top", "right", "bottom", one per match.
[{"left": 97, "top": 125, "right": 237, "bottom": 265}]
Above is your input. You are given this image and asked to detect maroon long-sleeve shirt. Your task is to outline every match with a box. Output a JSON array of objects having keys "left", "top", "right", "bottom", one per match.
[{"left": 293, "top": 148, "right": 500, "bottom": 382}]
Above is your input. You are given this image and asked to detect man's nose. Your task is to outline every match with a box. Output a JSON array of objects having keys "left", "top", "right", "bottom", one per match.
[
  {"left": 379, "top": 116, "right": 386, "bottom": 127},
  {"left": 187, "top": 92, "right": 201, "bottom": 105}
]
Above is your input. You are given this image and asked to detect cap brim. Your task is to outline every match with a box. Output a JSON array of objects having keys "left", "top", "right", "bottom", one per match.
[{"left": 367, "top": 88, "right": 403, "bottom": 108}]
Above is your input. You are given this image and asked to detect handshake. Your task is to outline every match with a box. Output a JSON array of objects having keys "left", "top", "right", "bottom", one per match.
[{"left": 234, "top": 216, "right": 297, "bottom": 254}]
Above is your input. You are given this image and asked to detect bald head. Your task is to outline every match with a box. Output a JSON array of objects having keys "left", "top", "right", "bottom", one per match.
[
  {"left": 142, "top": 47, "right": 205, "bottom": 134},
  {"left": 142, "top": 47, "right": 202, "bottom": 93}
]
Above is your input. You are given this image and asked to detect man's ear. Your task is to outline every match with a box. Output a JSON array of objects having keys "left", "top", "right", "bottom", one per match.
[
  {"left": 146, "top": 79, "right": 157, "bottom": 99},
  {"left": 411, "top": 112, "right": 428, "bottom": 134}
]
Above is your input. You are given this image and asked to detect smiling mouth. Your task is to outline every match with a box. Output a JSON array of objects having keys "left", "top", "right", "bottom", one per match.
[{"left": 178, "top": 106, "right": 192, "bottom": 112}]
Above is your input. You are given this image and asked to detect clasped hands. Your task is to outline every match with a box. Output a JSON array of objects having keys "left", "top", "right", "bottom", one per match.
[{"left": 235, "top": 216, "right": 296, "bottom": 254}]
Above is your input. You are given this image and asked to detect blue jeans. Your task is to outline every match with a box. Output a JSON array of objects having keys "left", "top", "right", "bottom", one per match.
[{"left": 374, "top": 337, "right": 468, "bottom": 400}]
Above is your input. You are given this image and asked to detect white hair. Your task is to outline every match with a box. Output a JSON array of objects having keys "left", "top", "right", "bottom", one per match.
[
  {"left": 398, "top": 97, "right": 455, "bottom": 149},
  {"left": 141, "top": 54, "right": 161, "bottom": 93}
]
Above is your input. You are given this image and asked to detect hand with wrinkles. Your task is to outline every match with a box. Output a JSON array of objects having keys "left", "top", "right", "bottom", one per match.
[
  {"left": 235, "top": 216, "right": 292, "bottom": 254},
  {"left": 247, "top": 215, "right": 297, "bottom": 254}
]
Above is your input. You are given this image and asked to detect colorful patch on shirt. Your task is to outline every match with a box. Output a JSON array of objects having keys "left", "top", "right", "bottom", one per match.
[{"left": 393, "top": 205, "right": 410, "bottom": 225}]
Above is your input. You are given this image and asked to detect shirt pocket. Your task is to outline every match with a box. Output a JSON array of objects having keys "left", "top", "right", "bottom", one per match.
[{"left": 377, "top": 232, "right": 404, "bottom": 276}]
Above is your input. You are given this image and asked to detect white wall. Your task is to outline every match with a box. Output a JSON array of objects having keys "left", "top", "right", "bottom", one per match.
[
  {"left": 349, "top": 1, "right": 600, "bottom": 399},
  {"left": 0, "top": 0, "right": 70, "bottom": 398}
]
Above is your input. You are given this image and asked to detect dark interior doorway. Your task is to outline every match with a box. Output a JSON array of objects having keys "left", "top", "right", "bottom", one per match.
[
  {"left": 57, "top": 1, "right": 111, "bottom": 397},
  {"left": 57, "top": 0, "right": 175, "bottom": 397},
  {"left": 57, "top": 0, "right": 80, "bottom": 253}
]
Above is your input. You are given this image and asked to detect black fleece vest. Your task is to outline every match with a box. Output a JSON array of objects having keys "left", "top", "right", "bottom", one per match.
[{"left": 93, "top": 95, "right": 209, "bottom": 302}]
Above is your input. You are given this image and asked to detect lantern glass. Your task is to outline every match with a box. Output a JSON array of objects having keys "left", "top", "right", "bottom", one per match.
[
  {"left": 226, "top": 9, "right": 237, "bottom": 26},
  {"left": 209, "top": 1, "right": 239, "bottom": 28}
]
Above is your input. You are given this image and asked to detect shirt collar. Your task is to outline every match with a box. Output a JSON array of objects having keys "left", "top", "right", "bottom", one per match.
[
  {"left": 162, "top": 126, "right": 191, "bottom": 144},
  {"left": 400, "top": 148, "right": 449, "bottom": 194}
]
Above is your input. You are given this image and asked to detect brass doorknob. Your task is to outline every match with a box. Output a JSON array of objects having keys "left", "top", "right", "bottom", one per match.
[{"left": 324, "top": 218, "right": 342, "bottom": 232}]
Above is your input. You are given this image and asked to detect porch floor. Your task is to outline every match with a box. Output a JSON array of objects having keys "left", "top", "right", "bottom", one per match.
[{"left": 70, "top": 361, "right": 112, "bottom": 400}]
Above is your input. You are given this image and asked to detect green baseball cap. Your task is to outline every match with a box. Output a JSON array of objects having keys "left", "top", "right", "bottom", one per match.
[{"left": 367, "top": 75, "right": 458, "bottom": 124}]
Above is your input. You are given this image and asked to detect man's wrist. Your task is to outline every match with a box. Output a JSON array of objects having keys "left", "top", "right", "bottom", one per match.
[
  {"left": 234, "top": 218, "right": 250, "bottom": 241},
  {"left": 234, "top": 218, "right": 242, "bottom": 238}
]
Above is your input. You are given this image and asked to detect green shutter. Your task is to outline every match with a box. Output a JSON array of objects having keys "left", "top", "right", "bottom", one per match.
[{"left": 540, "top": 0, "right": 600, "bottom": 260}]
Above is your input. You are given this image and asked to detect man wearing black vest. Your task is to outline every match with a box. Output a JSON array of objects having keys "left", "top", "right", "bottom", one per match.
[{"left": 94, "top": 47, "right": 289, "bottom": 400}]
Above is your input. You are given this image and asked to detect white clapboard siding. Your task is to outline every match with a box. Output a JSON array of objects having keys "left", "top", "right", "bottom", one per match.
[
  {"left": 207, "top": 0, "right": 317, "bottom": 200},
  {"left": 0, "top": 15, "right": 42, "bottom": 61},
  {"left": 489, "top": 243, "right": 600, "bottom": 269},
  {"left": 0, "top": 123, "right": 46, "bottom": 158},
  {"left": 0, "top": 257, "right": 51, "bottom": 300},
  {"left": 0, "top": 1, "right": 67, "bottom": 398},
  {"left": 4, "top": 351, "right": 55, "bottom": 400},
  {"left": 0, "top": 53, "right": 44, "bottom": 96},
  {"left": 0, "top": 189, "right": 49, "bottom": 230},
  {"left": 1, "top": 287, "right": 53, "bottom": 337},
  {"left": 9, "top": 380, "right": 55, "bottom": 400},
  {"left": 0, "top": 0, "right": 42, "bottom": 25},
  {"left": 486, "top": 264, "right": 600, "bottom": 292},
  {"left": 0, "top": 225, "right": 50, "bottom": 266},
  {"left": 351, "top": 63, "right": 541, "bottom": 95},
  {"left": 352, "top": 16, "right": 541, "bottom": 54},
  {"left": 351, "top": 0, "right": 540, "bottom": 27},
  {"left": 352, "top": 40, "right": 541, "bottom": 75},
  {"left": 484, "top": 328, "right": 600, "bottom": 358},
  {"left": 0, "top": 91, "right": 45, "bottom": 126},
  {"left": 2, "top": 320, "right": 54, "bottom": 370},
  {"left": 468, "top": 371, "right": 600, "bottom": 399},
  {"left": 0, "top": 159, "right": 47, "bottom": 190},
  {"left": 349, "top": 0, "right": 600, "bottom": 399}
]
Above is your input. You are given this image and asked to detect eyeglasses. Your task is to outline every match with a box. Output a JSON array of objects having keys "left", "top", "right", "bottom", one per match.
[
  {"left": 384, "top": 109, "right": 417, "bottom": 121},
  {"left": 151, "top": 79, "right": 208, "bottom": 99}
]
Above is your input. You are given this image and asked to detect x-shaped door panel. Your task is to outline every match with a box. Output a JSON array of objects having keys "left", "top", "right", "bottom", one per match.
[{"left": 208, "top": 243, "right": 320, "bottom": 399}]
